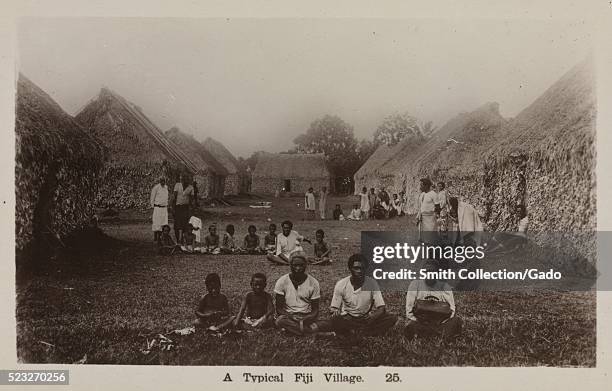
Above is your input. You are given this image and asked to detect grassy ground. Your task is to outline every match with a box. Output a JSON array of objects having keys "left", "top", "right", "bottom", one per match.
[{"left": 16, "top": 196, "right": 596, "bottom": 366}]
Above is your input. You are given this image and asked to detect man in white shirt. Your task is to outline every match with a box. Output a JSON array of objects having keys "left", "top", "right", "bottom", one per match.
[
  {"left": 150, "top": 176, "right": 169, "bottom": 243},
  {"left": 328, "top": 254, "right": 397, "bottom": 336},
  {"left": 304, "top": 187, "right": 316, "bottom": 220},
  {"left": 417, "top": 178, "right": 439, "bottom": 244},
  {"left": 172, "top": 174, "right": 194, "bottom": 243},
  {"left": 274, "top": 251, "right": 321, "bottom": 335},
  {"left": 266, "top": 220, "right": 310, "bottom": 265},
  {"left": 404, "top": 261, "right": 462, "bottom": 340}
]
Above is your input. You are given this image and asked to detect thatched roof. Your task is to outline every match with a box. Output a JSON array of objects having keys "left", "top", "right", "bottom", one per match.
[
  {"left": 165, "top": 127, "right": 228, "bottom": 176},
  {"left": 75, "top": 88, "right": 198, "bottom": 173},
  {"left": 354, "top": 133, "right": 425, "bottom": 181},
  {"left": 202, "top": 137, "right": 239, "bottom": 175},
  {"left": 16, "top": 74, "right": 106, "bottom": 168},
  {"left": 488, "top": 57, "right": 595, "bottom": 162},
  {"left": 253, "top": 153, "right": 330, "bottom": 179}
]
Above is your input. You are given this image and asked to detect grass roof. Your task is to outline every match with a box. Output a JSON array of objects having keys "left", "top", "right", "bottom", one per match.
[
  {"left": 252, "top": 152, "right": 331, "bottom": 179},
  {"left": 202, "top": 137, "right": 239, "bottom": 175}
]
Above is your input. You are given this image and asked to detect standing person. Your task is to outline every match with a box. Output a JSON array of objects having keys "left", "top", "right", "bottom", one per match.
[
  {"left": 329, "top": 254, "right": 397, "bottom": 337},
  {"left": 448, "top": 197, "right": 483, "bottom": 246},
  {"left": 150, "top": 176, "right": 169, "bottom": 243},
  {"left": 274, "top": 251, "right": 321, "bottom": 335},
  {"left": 368, "top": 188, "right": 378, "bottom": 219},
  {"left": 304, "top": 187, "right": 316, "bottom": 220},
  {"left": 398, "top": 191, "right": 407, "bottom": 216},
  {"left": 318, "top": 186, "right": 328, "bottom": 220},
  {"left": 417, "top": 178, "right": 438, "bottom": 244},
  {"left": 172, "top": 174, "right": 194, "bottom": 243},
  {"left": 267, "top": 220, "right": 310, "bottom": 265},
  {"left": 359, "top": 187, "right": 370, "bottom": 219}
]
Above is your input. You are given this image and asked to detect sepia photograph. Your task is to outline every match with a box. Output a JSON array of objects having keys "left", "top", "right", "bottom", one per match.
[{"left": 14, "top": 16, "right": 597, "bottom": 368}]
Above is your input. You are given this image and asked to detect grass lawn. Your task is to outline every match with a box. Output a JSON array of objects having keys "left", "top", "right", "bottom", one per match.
[{"left": 16, "top": 196, "right": 596, "bottom": 366}]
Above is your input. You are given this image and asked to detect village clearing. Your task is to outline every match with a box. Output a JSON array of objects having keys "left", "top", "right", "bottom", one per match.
[{"left": 16, "top": 196, "right": 595, "bottom": 367}]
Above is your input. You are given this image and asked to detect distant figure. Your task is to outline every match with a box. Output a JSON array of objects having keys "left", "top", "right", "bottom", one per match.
[
  {"left": 347, "top": 204, "right": 362, "bottom": 221},
  {"left": 359, "top": 187, "right": 370, "bottom": 219},
  {"left": 192, "top": 179, "right": 200, "bottom": 208},
  {"left": 173, "top": 174, "right": 194, "bottom": 243},
  {"left": 368, "top": 188, "right": 378, "bottom": 218},
  {"left": 319, "top": 186, "right": 328, "bottom": 220},
  {"left": 404, "top": 260, "right": 462, "bottom": 340},
  {"left": 332, "top": 204, "right": 344, "bottom": 221},
  {"left": 150, "top": 176, "right": 169, "bottom": 243},
  {"left": 305, "top": 187, "right": 316, "bottom": 220},
  {"left": 398, "top": 191, "right": 407, "bottom": 216},
  {"left": 517, "top": 204, "right": 529, "bottom": 236},
  {"left": 389, "top": 194, "right": 400, "bottom": 218},
  {"left": 417, "top": 178, "right": 438, "bottom": 244},
  {"left": 448, "top": 197, "right": 483, "bottom": 246}
]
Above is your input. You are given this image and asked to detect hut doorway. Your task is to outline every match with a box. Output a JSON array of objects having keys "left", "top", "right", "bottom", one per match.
[{"left": 283, "top": 179, "right": 291, "bottom": 192}]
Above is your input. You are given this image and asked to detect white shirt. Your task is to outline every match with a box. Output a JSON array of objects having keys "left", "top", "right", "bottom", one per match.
[
  {"left": 360, "top": 193, "right": 370, "bottom": 211},
  {"left": 305, "top": 192, "right": 316, "bottom": 210},
  {"left": 436, "top": 190, "right": 448, "bottom": 209},
  {"left": 150, "top": 183, "right": 169, "bottom": 207},
  {"left": 174, "top": 183, "right": 193, "bottom": 205},
  {"left": 419, "top": 190, "right": 437, "bottom": 214},
  {"left": 405, "top": 279, "right": 455, "bottom": 321},
  {"left": 276, "top": 230, "right": 303, "bottom": 258},
  {"left": 330, "top": 276, "right": 385, "bottom": 317},
  {"left": 274, "top": 274, "right": 321, "bottom": 314}
]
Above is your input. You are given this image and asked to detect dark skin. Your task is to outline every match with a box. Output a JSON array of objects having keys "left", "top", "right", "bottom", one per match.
[
  {"left": 195, "top": 281, "right": 228, "bottom": 318},
  {"left": 232, "top": 277, "right": 274, "bottom": 328},
  {"left": 275, "top": 257, "right": 319, "bottom": 332},
  {"left": 281, "top": 224, "right": 311, "bottom": 244},
  {"left": 314, "top": 232, "right": 330, "bottom": 259},
  {"left": 331, "top": 260, "right": 385, "bottom": 320}
]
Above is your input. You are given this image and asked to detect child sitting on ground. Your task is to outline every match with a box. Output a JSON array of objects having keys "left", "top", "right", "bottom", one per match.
[
  {"left": 263, "top": 224, "right": 277, "bottom": 254},
  {"left": 181, "top": 223, "right": 197, "bottom": 253},
  {"left": 332, "top": 204, "right": 343, "bottom": 220},
  {"left": 158, "top": 224, "right": 178, "bottom": 255},
  {"left": 221, "top": 224, "right": 239, "bottom": 254},
  {"left": 242, "top": 225, "right": 262, "bottom": 254},
  {"left": 194, "top": 273, "right": 230, "bottom": 330},
  {"left": 310, "top": 229, "right": 332, "bottom": 265},
  {"left": 347, "top": 204, "right": 362, "bottom": 220},
  {"left": 215, "top": 273, "right": 274, "bottom": 331},
  {"left": 202, "top": 224, "right": 220, "bottom": 254}
]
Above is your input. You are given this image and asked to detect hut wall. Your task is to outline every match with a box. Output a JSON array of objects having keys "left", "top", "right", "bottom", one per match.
[
  {"left": 223, "top": 173, "right": 240, "bottom": 196},
  {"left": 251, "top": 177, "right": 330, "bottom": 194}
]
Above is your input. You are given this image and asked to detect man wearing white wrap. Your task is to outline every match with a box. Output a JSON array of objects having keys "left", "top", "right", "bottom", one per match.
[{"left": 150, "top": 176, "right": 169, "bottom": 243}]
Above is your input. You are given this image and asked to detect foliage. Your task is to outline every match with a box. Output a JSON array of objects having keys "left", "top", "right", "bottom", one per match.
[{"left": 373, "top": 112, "right": 428, "bottom": 147}]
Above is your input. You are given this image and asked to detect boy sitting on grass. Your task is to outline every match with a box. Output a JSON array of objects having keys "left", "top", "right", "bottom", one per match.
[
  {"left": 158, "top": 224, "right": 178, "bottom": 255},
  {"left": 180, "top": 223, "right": 197, "bottom": 253},
  {"left": 310, "top": 229, "right": 332, "bottom": 265},
  {"left": 263, "top": 224, "right": 277, "bottom": 254},
  {"left": 332, "top": 204, "right": 343, "bottom": 220},
  {"left": 242, "top": 225, "right": 263, "bottom": 254},
  {"left": 194, "top": 273, "right": 230, "bottom": 330},
  {"left": 221, "top": 224, "right": 239, "bottom": 254},
  {"left": 202, "top": 224, "right": 220, "bottom": 254},
  {"left": 215, "top": 273, "right": 274, "bottom": 331}
]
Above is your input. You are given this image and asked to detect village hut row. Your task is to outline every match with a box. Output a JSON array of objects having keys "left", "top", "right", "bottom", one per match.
[
  {"left": 251, "top": 152, "right": 331, "bottom": 194},
  {"left": 355, "top": 58, "right": 596, "bottom": 261},
  {"left": 16, "top": 78, "right": 248, "bottom": 252}
]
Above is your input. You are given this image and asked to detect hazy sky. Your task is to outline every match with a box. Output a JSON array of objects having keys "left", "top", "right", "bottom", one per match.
[{"left": 18, "top": 18, "right": 591, "bottom": 158}]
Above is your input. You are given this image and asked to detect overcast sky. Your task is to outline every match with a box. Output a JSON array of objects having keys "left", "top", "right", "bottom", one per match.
[{"left": 17, "top": 18, "right": 591, "bottom": 158}]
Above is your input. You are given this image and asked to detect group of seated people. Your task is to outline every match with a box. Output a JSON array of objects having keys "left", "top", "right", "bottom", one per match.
[
  {"left": 194, "top": 252, "right": 462, "bottom": 341},
  {"left": 331, "top": 187, "right": 408, "bottom": 221},
  {"left": 157, "top": 219, "right": 333, "bottom": 266}
]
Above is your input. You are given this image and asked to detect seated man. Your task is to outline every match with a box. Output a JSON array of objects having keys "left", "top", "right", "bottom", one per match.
[
  {"left": 274, "top": 251, "right": 321, "bottom": 335},
  {"left": 266, "top": 220, "right": 310, "bottom": 265},
  {"left": 346, "top": 204, "right": 362, "bottom": 221},
  {"left": 328, "top": 254, "right": 397, "bottom": 337},
  {"left": 404, "top": 260, "right": 462, "bottom": 340}
]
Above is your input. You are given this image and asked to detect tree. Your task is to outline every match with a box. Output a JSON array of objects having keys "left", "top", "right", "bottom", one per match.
[
  {"left": 292, "top": 115, "right": 360, "bottom": 193},
  {"left": 357, "top": 139, "right": 377, "bottom": 165},
  {"left": 373, "top": 112, "right": 427, "bottom": 147}
]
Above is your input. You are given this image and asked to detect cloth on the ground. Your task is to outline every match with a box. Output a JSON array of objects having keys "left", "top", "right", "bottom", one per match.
[
  {"left": 188, "top": 216, "right": 202, "bottom": 242},
  {"left": 330, "top": 276, "right": 385, "bottom": 317},
  {"left": 276, "top": 230, "right": 304, "bottom": 259},
  {"left": 274, "top": 274, "right": 320, "bottom": 314},
  {"left": 405, "top": 279, "right": 455, "bottom": 321}
]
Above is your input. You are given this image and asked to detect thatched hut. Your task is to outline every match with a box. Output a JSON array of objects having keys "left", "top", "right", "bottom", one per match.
[
  {"left": 202, "top": 137, "right": 241, "bottom": 196},
  {"left": 75, "top": 88, "right": 199, "bottom": 209},
  {"left": 15, "top": 75, "right": 106, "bottom": 252},
  {"left": 252, "top": 153, "right": 331, "bottom": 194},
  {"left": 165, "top": 127, "right": 227, "bottom": 199}
]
